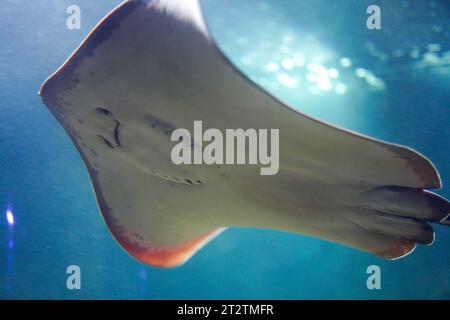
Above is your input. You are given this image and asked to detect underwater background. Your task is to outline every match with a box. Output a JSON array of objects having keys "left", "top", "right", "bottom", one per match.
[{"left": 0, "top": 0, "right": 449, "bottom": 299}]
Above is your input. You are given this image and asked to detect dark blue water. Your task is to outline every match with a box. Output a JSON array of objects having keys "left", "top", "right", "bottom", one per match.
[{"left": 0, "top": 0, "right": 449, "bottom": 299}]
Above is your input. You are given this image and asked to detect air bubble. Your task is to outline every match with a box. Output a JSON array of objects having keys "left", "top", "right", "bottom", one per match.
[
  {"left": 340, "top": 57, "right": 352, "bottom": 68},
  {"left": 335, "top": 83, "right": 348, "bottom": 95},
  {"left": 281, "top": 58, "right": 295, "bottom": 70},
  {"left": 327, "top": 68, "right": 339, "bottom": 79},
  {"left": 265, "top": 62, "right": 280, "bottom": 72},
  {"left": 355, "top": 68, "right": 368, "bottom": 78},
  {"left": 277, "top": 73, "right": 299, "bottom": 88}
]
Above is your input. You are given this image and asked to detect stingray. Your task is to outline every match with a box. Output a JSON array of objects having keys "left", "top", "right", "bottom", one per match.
[{"left": 39, "top": 0, "right": 450, "bottom": 268}]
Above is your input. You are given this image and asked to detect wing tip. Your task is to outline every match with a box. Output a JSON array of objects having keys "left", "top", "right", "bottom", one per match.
[
  {"left": 39, "top": 0, "right": 141, "bottom": 104},
  {"left": 125, "top": 228, "right": 226, "bottom": 268},
  {"left": 109, "top": 225, "right": 226, "bottom": 268}
]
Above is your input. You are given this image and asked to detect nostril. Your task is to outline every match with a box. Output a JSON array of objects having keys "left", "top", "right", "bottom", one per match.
[{"left": 96, "top": 107, "right": 111, "bottom": 115}]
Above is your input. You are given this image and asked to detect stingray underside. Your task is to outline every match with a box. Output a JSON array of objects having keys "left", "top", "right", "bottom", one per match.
[{"left": 40, "top": 0, "right": 450, "bottom": 267}]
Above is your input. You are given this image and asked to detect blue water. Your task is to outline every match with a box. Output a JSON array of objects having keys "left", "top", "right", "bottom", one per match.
[{"left": 0, "top": 0, "right": 449, "bottom": 299}]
